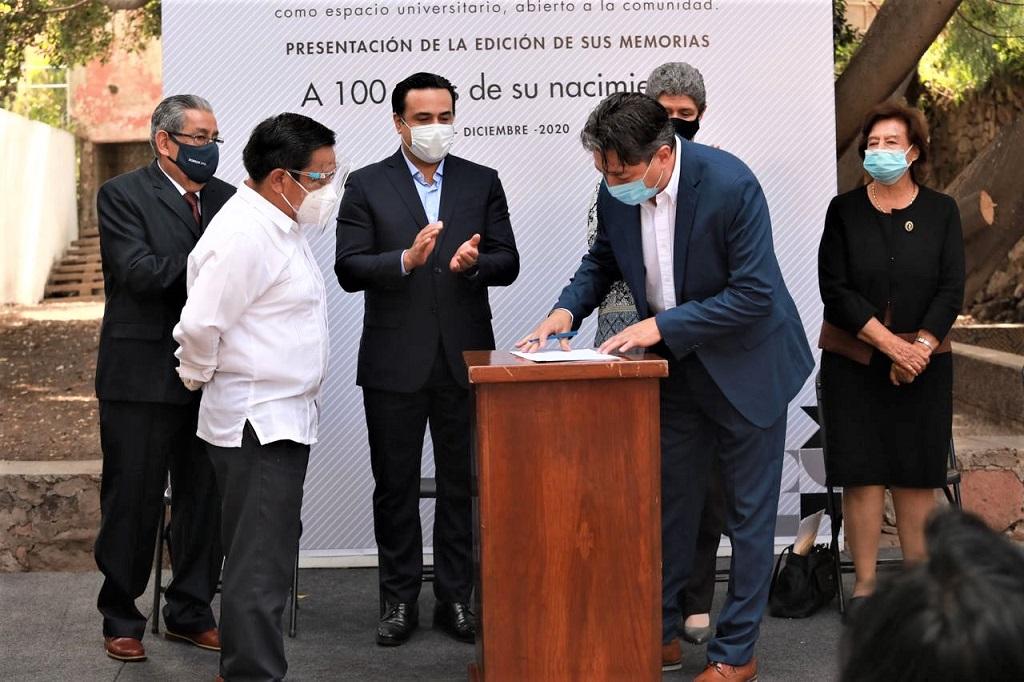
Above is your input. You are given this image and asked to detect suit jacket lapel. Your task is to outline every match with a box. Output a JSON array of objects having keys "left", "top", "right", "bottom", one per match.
[
  {"left": 434, "top": 156, "right": 462, "bottom": 258},
  {"left": 603, "top": 189, "right": 649, "bottom": 319},
  {"left": 672, "top": 142, "right": 700, "bottom": 302},
  {"left": 383, "top": 149, "right": 429, "bottom": 231},
  {"left": 148, "top": 161, "right": 202, "bottom": 238}
]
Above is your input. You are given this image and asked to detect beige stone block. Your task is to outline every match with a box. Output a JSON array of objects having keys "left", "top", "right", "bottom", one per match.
[{"left": 52, "top": 479, "right": 89, "bottom": 497}]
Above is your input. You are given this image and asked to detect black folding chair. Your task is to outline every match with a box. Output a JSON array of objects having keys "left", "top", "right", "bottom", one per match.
[
  {"left": 815, "top": 371, "right": 962, "bottom": 614},
  {"left": 151, "top": 484, "right": 173, "bottom": 634}
]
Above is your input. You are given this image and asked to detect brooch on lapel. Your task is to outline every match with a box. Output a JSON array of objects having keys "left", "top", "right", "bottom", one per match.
[{"left": 904, "top": 220, "right": 914, "bottom": 232}]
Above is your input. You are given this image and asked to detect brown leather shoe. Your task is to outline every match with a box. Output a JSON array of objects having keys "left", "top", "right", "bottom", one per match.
[
  {"left": 165, "top": 627, "right": 221, "bottom": 651},
  {"left": 104, "top": 636, "right": 146, "bottom": 661},
  {"left": 695, "top": 658, "right": 759, "bottom": 681},
  {"left": 661, "top": 638, "right": 682, "bottom": 672}
]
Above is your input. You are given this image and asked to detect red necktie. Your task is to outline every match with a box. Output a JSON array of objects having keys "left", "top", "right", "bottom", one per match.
[{"left": 183, "top": 192, "right": 201, "bottom": 226}]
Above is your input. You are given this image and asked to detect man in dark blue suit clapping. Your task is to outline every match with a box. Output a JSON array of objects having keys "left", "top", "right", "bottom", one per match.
[{"left": 335, "top": 72, "right": 519, "bottom": 648}]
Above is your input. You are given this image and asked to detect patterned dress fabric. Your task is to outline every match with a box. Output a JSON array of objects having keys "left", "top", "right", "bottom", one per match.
[{"left": 585, "top": 184, "right": 640, "bottom": 345}]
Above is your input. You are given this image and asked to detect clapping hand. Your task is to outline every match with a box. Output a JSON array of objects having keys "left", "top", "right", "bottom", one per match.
[
  {"left": 402, "top": 221, "right": 443, "bottom": 271},
  {"left": 450, "top": 233, "right": 481, "bottom": 273}
]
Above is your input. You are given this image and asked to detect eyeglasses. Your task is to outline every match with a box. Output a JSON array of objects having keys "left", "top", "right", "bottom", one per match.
[
  {"left": 167, "top": 131, "right": 224, "bottom": 146},
  {"left": 288, "top": 157, "right": 351, "bottom": 189},
  {"left": 289, "top": 169, "right": 340, "bottom": 183}
]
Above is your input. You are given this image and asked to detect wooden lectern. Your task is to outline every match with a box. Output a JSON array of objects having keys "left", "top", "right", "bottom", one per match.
[{"left": 463, "top": 351, "right": 668, "bottom": 682}]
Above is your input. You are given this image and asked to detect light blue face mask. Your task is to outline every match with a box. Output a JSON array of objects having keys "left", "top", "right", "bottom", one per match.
[
  {"left": 863, "top": 147, "right": 912, "bottom": 185},
  {"left": 606, "top": 158, "right": 663, "bottom": 205}
]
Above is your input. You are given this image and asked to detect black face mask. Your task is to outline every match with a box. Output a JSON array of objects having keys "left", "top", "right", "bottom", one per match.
[
  {"left": 170, "top": 136, "right": 220, "bottom": 184},
  {"left": 671, "top": 117, "right": 700, "bottom": 141}
]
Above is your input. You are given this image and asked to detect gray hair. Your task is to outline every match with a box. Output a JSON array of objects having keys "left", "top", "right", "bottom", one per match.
[
  {"left": 150, "top": 94, "right": 214, "bottom": 154},
  {"left": 580, "top": 92, "right": 676, "bottom": 167},
  {"left": 646, "top": 62, "right": 707, "bottom": 113}
]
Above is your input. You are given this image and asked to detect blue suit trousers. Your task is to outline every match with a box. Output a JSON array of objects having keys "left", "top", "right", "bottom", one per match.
[{"left": 660, "top": 355, "right": 786, "bottom": 665}]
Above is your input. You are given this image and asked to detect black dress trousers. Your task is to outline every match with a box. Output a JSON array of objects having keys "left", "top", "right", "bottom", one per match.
[
  {"left": 207, "top": 423, "right": 309, "bottom": 682},
  {"left": 678, "top": 458, "right": 726, "bottom": 618},
  {"left": 94, "top": 399, "right": 222, "bottom": 639},
  {"left": 362, "top": 345, "right": 474, "bottom": 606}
]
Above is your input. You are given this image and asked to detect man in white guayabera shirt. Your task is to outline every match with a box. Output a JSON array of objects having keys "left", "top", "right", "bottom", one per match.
[{"left": 173, "top": 112, "right": 345, "bottom": 682}]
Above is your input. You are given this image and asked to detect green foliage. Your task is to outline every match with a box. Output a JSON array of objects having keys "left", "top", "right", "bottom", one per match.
[
  {"left": 833, "top": 0, "right": 862, "bottom": 78},
  {"left": 7, "top": 49, "right": 68, "bottom": 127},
  {"left": 920, "top": 0, "right": 1024, "bottom": 100},
  {"left": 0, "top": 0, "right": 161, "bottom": 110}
]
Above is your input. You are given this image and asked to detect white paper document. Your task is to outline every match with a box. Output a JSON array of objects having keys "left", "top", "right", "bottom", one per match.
[{"left": 510, "top": 349, "right": 622, "bottom": 363}]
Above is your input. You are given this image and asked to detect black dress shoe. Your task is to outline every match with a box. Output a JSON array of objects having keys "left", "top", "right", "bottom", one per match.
[
  {"left": 433, "top": 601, "right": 476, "bottom": 643},
  {"left": 377, "top": 602, "right": 418, "bottom": 646}
]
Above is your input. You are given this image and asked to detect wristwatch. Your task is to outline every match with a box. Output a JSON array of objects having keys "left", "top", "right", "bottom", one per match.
[{"left": 915, "top": 336, "right": 934, "bottom": 351}]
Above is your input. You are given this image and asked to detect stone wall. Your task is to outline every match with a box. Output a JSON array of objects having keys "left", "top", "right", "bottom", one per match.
[
  {"left": 925, "top": 76, "right": 1024, "bottom": 190},
  {"left": 969, "top": 235, "right": 1024, "bottom": 322},
  {"left": 924, "top": 77, "right": 1024, "bottom": 322},
  {"left": 959, "top": 445, "right": 1024, "bottom": 542},
  {"left": 0, "top": 462, "right": 101, "bottom": 572}
]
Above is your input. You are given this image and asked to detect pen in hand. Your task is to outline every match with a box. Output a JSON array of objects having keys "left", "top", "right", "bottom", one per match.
[{"left": 524, "top": 331, "right": 578, "bottom": 345}]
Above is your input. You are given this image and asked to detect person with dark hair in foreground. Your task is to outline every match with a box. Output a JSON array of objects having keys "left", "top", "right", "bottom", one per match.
[
  {"left": 335, "top": 72, "right": 519, "bottom": 647},
  {"left": 518, "top": 92, "right": 813, "bottom": 680},
  {"left": 94, "top": 94, "right": 232, "bottom": 663},
  {"left": 841, "top": 510, "right": 1024, "bottom": 681},
  {"left": 174, "top": 112, "right": 342, "bottom": 681}
]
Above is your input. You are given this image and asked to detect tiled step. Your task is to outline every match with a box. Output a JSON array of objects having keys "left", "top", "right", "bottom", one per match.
[
  {"left": 48, "top": 270, "right": 104, "bottom": 284},
  {"left": 44, "top": 281, "right": 105, "bottom": 298},
  {"left": 44, "top": 229, "right": 104, "bottom": 301}
]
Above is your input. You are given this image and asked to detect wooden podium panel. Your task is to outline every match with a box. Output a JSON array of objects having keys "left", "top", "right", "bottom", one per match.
[{"left": 464, "top": 351, "right": 668, "bottom": 682}]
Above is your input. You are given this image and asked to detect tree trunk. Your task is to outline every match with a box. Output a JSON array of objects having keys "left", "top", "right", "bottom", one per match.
[
  {"left": 957, "top": 190, "right": 996, "bottom": 242},
  {"left": 944, "top": 117, "right": 1024, "bottom": 307},
  {"left": 835, "top": 0, "right": 962, "bottom": 155}
]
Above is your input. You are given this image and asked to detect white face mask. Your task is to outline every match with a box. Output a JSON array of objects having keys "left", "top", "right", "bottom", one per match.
[
  {"left": 282, "top": 174, "right": 340, "bottom": 233},
  {"left": 402, "top": 120, "right": 455, "bottom": 163}
]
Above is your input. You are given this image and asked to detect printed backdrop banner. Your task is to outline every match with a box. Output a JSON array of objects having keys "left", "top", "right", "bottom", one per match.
[{"left": 164, "top": 0, "right": 836, "bottom": 558}]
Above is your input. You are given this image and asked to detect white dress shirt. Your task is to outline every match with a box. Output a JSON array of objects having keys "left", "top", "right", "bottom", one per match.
[
  {"left": 399, "top": 153, "right": 444, "bottom": 275},
  {"left": 173, "top": 182, "right": 329, "bottom": 448},
  {"left": 639, "top": 136, "right": 683, "bottom": 314}
]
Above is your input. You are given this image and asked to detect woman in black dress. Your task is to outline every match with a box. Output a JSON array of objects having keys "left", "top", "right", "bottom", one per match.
[{"left": 817, "top": 102, "right": 964, "bottom": 605}]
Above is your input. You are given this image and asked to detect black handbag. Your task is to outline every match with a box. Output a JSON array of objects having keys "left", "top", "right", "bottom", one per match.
[{"left": 767, "top": 544, "right": 837, "bottom": 618}]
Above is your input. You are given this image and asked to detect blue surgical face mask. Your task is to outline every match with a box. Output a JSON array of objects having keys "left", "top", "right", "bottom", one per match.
[
  {"left": 863, "top": 147, "right": 912, "bottom": 185},
  {"left": 606, "top": 158, "right": 663, "bottom": 206},
  {"left": 171, "top": 137, "right": 220, "bottom": 184}
]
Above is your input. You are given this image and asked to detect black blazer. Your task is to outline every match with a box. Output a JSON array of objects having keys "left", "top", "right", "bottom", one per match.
[
  {"left": 95, "top": 160, "right": 235, "bottom": 404},
  {"left": 818, "top": 185, "right": 964, "bottom": 340},
  {"left": 335, "top": 150, "right": 519, "bottom": 391}
]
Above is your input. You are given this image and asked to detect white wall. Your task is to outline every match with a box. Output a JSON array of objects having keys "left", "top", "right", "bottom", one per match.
[
  {"left": 164, "top": 0, "right": 837, "bottom": 554},
  {"left": 0, "top": 109, "right": 79, "bottom": 304}
]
